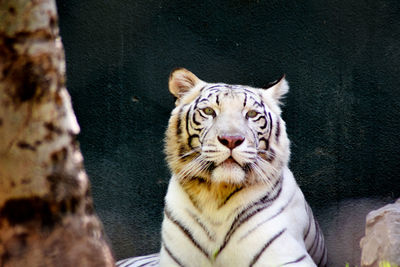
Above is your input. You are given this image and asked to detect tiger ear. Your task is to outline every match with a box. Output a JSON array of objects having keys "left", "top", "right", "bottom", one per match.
[
  {"left": 169, "top": 68, "right": 201, "bottom": 101},
  {"left": 262, "top": 75, "right": 289, "bottom": 105}
]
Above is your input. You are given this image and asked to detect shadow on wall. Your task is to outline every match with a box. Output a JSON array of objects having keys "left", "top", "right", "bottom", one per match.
[
  {"left": 55, "top": 0, "right": 400, "bottom": 264},
  {"left": 318, "top": 198, "right": 390, "bottom": 266}
]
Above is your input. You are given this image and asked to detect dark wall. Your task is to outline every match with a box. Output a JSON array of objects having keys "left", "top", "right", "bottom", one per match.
[{"left": 56, "top": 0, "right": 400, "bottom": 264}]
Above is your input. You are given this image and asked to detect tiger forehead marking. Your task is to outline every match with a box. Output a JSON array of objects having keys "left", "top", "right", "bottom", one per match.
[
  {"left": 193, "top": 85, "right": 270, "bottom": 152},
  {"left": 197, "top": 85, "right": 263, "bottom": 114}
]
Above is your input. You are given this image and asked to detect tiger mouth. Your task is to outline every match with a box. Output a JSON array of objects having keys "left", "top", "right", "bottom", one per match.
[{"left": 221, "top": 156, "right": 239, "bottom": 166}]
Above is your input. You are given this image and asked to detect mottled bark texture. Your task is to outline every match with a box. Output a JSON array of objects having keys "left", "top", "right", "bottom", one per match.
[{"left": 0, "top": 1, "right": 115, "bottom": 266}]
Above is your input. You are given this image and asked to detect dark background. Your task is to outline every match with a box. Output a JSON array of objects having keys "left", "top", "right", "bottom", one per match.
[{"left": 56, "top": 0, "right": 400, "bottom": 266}]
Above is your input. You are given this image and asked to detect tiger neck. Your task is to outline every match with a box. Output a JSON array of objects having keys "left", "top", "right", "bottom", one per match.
[{"left": 180, "top": 177, "right": 244, "bottom": 211}]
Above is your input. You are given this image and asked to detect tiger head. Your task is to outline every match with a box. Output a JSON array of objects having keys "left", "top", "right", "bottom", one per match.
[{"left": 165, "top": 68, "right": 290, "bottom": 189}]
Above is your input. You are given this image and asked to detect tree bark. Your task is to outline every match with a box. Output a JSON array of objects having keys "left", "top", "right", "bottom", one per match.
[{"left": 0, "top": 0, "right": 115, "bottom": 266}]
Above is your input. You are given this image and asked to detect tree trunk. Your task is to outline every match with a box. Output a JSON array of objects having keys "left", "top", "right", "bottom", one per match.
[{"left": 0, "top": 0, "right": 115, "bottom": 266}]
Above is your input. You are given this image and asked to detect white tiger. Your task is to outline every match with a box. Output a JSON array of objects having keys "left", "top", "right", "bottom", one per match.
[{"left": 117, "top": 68, "right": 327, "bottom": 267}]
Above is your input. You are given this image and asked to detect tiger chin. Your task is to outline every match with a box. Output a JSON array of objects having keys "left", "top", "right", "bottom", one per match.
[{"left": 116, "top": 69, "right": 327, "bottom": 267}]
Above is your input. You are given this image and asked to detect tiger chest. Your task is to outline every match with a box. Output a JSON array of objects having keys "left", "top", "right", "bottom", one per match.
[{"left": 161, "top": 175, "right": 311, "bottom": 267}]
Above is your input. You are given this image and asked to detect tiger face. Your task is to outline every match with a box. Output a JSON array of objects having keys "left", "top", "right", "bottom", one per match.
[{"left": 165, "top": 68, "right": 290, "bottom": 189}]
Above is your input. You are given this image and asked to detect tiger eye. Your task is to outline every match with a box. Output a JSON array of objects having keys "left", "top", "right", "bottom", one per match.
[
  {"left": 203, "top": 107, "right": 216, "bottom": 116},
  {"left": 246, "top": 110, "right": 258, "bottom": 118}
]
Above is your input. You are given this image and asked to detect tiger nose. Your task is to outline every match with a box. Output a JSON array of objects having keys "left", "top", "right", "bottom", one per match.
[{"left": 218, "top": 135, "right": 245, "bottom": 150}]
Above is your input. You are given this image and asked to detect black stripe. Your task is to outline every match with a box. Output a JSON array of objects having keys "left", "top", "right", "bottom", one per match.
[
  {"left": 266, "top": 148, "right": 275, "bottom": 162},
  {"left": 118, "top": 254, "right": 159, "bottom": 267},
  {"left": 116, "top": 258, "right": 129, "bottom": 266},
  {"left": 303, "top": 203, "right": 313, "bottom": 241},
  {"left": 193, "top": 127, "right": 204, "bottom": 132},
  {"left": 243, "top": 93, "right": 247, "bottom": 107},
  {"left": 186, "top": 209, "right": 215, "bottom": 241},
  {"left": 218, "top": 187, "right": 243, "bottom": 209},
  {"left": 243, "top": 88, "right": 256, "bottom": 95},
  {"left": 205, "top": 162, "right": 216, "bottom": 172},
  {"left": 197, "top": 98, "right": 210, "bottom": 105},
  {"left": 249, "top": 96, "right": 262, "bottom": 107},
  {"left": 241, "top": 163, "right": 252, "bottom": 174},
  {"left": 239, "top": 191, "right": 296, "bottom": 241},
  {"left": 185, "top": 106, "right": 191, "bottom": 138},
  {"left": 136, "top": 255, "right": 159, "bottom": 261},
  {"left": 310, "top": 222, "right": 325, "bottom": 260},
  {"left": 267, "top": 112, "right": 273, "bottom": 140},
  {"left": 201, "top": 126, "right": 212, "bottom": 144},
  {"left": 239, "top": 187, "right": 283, "bottom": 228},
  {"left": 275, "top": 119, "right": 281, "bottom": 142},
  {"left": 207, "top": 88, "right": 223, "bottom": 93},
  {"left": 188, "top": 134, "right": 199, "bottom": 149},
  {"left": 217, "top": 177, "right": 283, "bottom": 256},
  {"left": 189, "top": 111, "right": 204, "bottom": 132},
  {"left": 307, "top": 221, "right": 320, "bottom": 257},
  {"left": 314, "top": 241, "right": 324, "bottom": 263},
  {"left": 258, "top": 175, "right": 283, "bottom": 202},
  {"left": 250, "top": 129, "right": 259, "bottom": 146},
  {"left": 249, "top": 228, "right": 286, "bottom": 267},
  {"left": 163, "top": 242, "right": 186, "bottom": 267},
  {"left": 164, "top": 207, "right": 209, "bottom": 259},
  {"left": 253, "top": 115, "right": 265, "bottom": 123},
  {"left": 178, "top": 145, "right": 189, "bottom": 159},
  {"left": 206, "top": 84, "right": 225, "bottom": 90},
  {"left": 216, "top": 94, "right": 220, "bottom": 105},
  {"left": 193, "top": 95, "right": 202, "bottom": 110},
  {"left": 192, "top": 112, "right": 201, "bottom": 125},
  {"left": 317, "top": 246, "right": 327, "bottom": 267},
  {"left": 281, "top": 254, "right": 307, "bottom": 265},
  {"left": 137, "top": 260, "right": 157, "bottom": 267},
  {"left": 304, "top": 217, "right": 312, "bottom": 240},
  {"left": 241, "top": 150, "right": 257, "bottom": 155},
  {"left": 176, "top": 106, "right": 185, "bottom": 136},
  {"left": 260, "top": 118, "right": 268, "bottom": 130},
  {"left": 198, "top": 111, "right": 207, "bottom": 119}
]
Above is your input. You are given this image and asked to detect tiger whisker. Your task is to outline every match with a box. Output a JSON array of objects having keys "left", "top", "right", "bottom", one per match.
[
  {"left": 179, "top": 162, "right": 212, "bottom": 186},
  {"left": 251, "top": 162, "right": 275, "bottom": 188},
  {"left": 177, "top": 148, "right": 201, "bottom": 159},
  {"left": 241, "top": 150, "right": 257, "bottom": 155},
  {"left": 178, "top": 157, "right": 203, "bottom": 177},
  {"left": 258, "top": 148, "right": 277, "bottom": 156},
  {"left": 202, "top": 152, "right": 218, "bottom": 155},
  {"left": 177, "top": 155, "right": 212, "bottom": 181},
  {"left": 177, "top": 157, "right": 200, "bottom": 176}
]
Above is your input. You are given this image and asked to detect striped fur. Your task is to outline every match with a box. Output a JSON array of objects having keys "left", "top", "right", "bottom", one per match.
[
  {"left": 116, "top": 254, "right": 160, "bottom": 267},
  {"left": 117, "top": 69, "right": 327, "bottom": 267}
]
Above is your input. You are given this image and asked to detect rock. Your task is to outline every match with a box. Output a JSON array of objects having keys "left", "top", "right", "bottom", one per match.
[{"left": 360, "top": 198, "right": 400, "bottom": 267}]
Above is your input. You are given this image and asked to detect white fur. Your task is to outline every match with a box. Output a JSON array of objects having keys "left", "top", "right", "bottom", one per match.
[
  {"left": 116, "top": 70, "right": 326, "bottom": 267},
  {"left": 159, "top": 72, "right": 326, "bottom": 266},
  {"left": 160, "top": 167, "right": 317, "bottom": 267}
]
